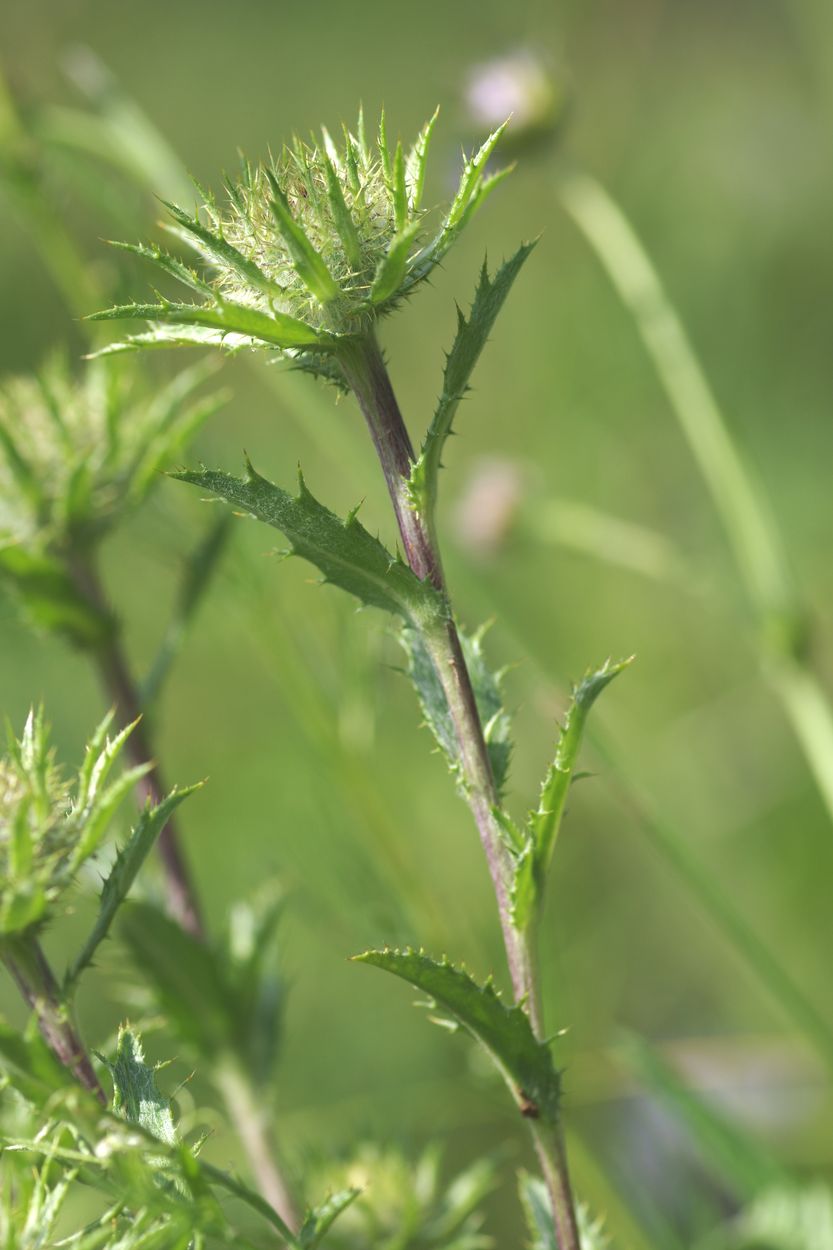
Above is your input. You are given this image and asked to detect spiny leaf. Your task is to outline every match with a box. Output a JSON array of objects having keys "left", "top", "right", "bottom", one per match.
[
  {"left": 528, "top": 659, "right": 631, "bottom": 876},
  {"left": 100, "top": 1025, "right": 177, "bottom": 1145},
  {"left": 65, "top": 785, "right": 201, "bottom": 994},
  {"left": 107, "top": 238, "right": 213, "bottom": 297},
  {"left": 408, "top": 245, "right": 535, "bottom": 528},
  {"left": 512, "top": 657, "right": 632, "bottom": 931},
  {"left": 160, "top": 198, "right": 283, "bottom": 298},
  {"left": 401, "top": 622, "right": 512, "bottom": 796},
  {"left": 173, "top": 461, "right": 446, "bottom": 628},
  {"left": 323, "top": 155, "right": 363, "bottom": 271},
  {"left": 354, "top": 948, "right": 561, "bottom": 1122},
  {"left": 88, "top": 300, "right": 330, "bottom": 350},
  {"left": 405, "top": 107, "right": 439, "bottom": 212},
  {"left": 299, "top": 1188, "right": 361, "bottom": 1249}
]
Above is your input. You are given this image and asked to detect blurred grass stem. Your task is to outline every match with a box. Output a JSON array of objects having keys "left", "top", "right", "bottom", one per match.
[{"left": 558, "top": 170, "right": 833, "bottom": 827}]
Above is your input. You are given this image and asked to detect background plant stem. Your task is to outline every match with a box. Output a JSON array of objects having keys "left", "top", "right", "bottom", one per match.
[
  {"left": 69, "top": 554, "right": 204, "bottom": 939},
  {"left": 558, "top": 170, "right": 833, "bottom": 828},
  {"left": 68, "top": 551, "right": 298, "bottom": 1229},
  {"left": 338, "top": 333, "right": 581, "bottom": 1250},
  {"left": 1, "top": 934, "right": 105, "bottom": 1102}
]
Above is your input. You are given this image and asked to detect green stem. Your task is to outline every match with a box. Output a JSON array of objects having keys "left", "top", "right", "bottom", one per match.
[
  {"left": 558, "top": 170, "right": 833, "bottom": 829},
  {"left": 1, "top": 934, "right": 105, "bottom": 1102},
  {"left": 338, "top": 333, "right": 580, "bottom": 1250},
  {"left": 215, "top": 1061, "right": 298, "bottom": 1231}
]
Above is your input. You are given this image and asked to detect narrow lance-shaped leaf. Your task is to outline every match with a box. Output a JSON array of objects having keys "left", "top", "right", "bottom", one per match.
[
  {"left": 408, "top": 244, "right": 535, "bottom": 529},
  {"left": 354, "top": 948, "right": 561, "bottom": 1122},
  {"left": 173, "top": 460, "right": 446, "bottom": 629},
  {"left": 405, "top": 107, "right": 439, "bottom": 212},
  {"left": 65, "top": 784, "right": 201, "bottom": 995},
  {"left": 519, "top": 1173, "right": 612, "bottom": 1250},
  {"left": 88, "top": 299, "right": 332, "bottom": 350},
  {"left": 160, "top": 198, "right": 284, "bottom": 298},
  {"left": 299, "top": 1189, "right": 362, "bottom": 1249},
  {"left": 512, "top": 657, "right": 632, "bottom": 930}
]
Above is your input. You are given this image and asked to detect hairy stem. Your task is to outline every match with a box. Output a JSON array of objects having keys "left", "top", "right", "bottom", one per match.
[
  {"left": 1, "top": 935, "right": 105, "bottom": 1103},
  {"left": 338, "top": 334, "right": 579, "bottom": 1248}
]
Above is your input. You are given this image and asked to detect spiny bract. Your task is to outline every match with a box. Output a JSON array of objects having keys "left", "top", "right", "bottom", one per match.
[
  {"left": 0, "top": 707, "right": 149, "bottom": 935},
  {"left": 90, "top": 109, "right": 511, "bottom": 380}
]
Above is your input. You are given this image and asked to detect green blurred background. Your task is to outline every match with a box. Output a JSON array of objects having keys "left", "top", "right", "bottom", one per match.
[{"left": 2, "top": 0, "right": 832, "bottom": 1242}]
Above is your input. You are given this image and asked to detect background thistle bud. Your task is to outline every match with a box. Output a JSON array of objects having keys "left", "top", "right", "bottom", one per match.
[
  {"left": 90, "top": 110, "right": 512, "bottom": 380},
  {"left": 0, "top": 355, "right": 221, "bottom": 646},
  {"left": 0, "top": 707, "right": 150, "bottom": 936}
]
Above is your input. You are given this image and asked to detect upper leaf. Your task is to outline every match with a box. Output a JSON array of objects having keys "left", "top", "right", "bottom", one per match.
[
  {"left": 173, "top": 460, "right": 446, "bottom": 628},
  {"left": 408, "top": 244, "right": 535, "bottom": 532},
  {"left": 354, "top": 948, "right": 561, "bottom": 1122},
  {"left": 512, "top": 657, "right": 632, "bottom": 931}
]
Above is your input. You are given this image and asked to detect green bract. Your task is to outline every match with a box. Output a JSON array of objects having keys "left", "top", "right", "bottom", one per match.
[
  {"left": 90, "top": 110, "right": 511, "bottom": 379},
  {"left": 0, "top": 707, "right": 150, "bottom": 935}
]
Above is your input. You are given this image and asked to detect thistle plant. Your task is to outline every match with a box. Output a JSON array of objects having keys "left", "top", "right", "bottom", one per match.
[
  {"left": 0, "top": 706, "right": 192, "bottom": 1100},
  {"left": 88, "top": 108, "right": 634, "bottom": 1249},
  {"left": 0, "top": 353, "right": 224, "bottom": 937}
]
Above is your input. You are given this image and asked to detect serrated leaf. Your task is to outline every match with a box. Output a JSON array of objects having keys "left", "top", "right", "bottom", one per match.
[
  {"left": 107, "top": 238, "right": 213, "bottom": 297},
  {"left": 299, "top": 1188, "right": 361, "bottom": 1249},
  {"left": 528, "top": 658, "right": 632, "bottom": 878},
  {"left": 323, "top": 155, "right": 363, "bottom": 271},
  {"left": 88, "top": 300, "right": 330, "bottom": 350},
  {"left": 100, "top": 1026, "right": 177, "bottom": 1145},
  {"left": 408, "top": 245, "right": 534, "bottom": 529},
  {"left": 401, "top": 623, "right": 512, "bottom": 795},
  {"left": 173, "top": 460, "right": 445, "bottom": 628},
  {"left": 354, "top": 949, "right": 561, "bottom": 1121},
  {"left": 65, "top": 785, "right": 200, "bottom": 994}
]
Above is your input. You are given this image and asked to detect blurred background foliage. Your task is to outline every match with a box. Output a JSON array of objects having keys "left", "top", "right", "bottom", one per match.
[{"left": 1, "top": 0, "right": 832, "bottom": 1244}]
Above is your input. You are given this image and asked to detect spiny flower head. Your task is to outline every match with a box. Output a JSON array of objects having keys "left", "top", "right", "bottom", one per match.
[
  {"left": 0, "top": 707, "right": 149, "bottom": 936},
  {"left": 90, "top": 109, "right": 511, "bottom": 381}
]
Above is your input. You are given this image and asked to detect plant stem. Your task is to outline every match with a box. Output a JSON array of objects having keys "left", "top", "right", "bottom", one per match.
[
  {"left": 558, "top": 170, "right": 833, "bottom": 829},
  {"left": 215, "top": 1061, "right": 297, "bottom": 1227},
  {"left": 70, "top": 554, "right": 204, "bottom": 939},
  {"left": 338, "top": 334, "right": 580, "bottom": 1249},
  {"left": 1, "top": 934, "right": 105, "bottom": 1102},
  {"left": 69, "top": 552, "right": 298, "bottom": 1228}
]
